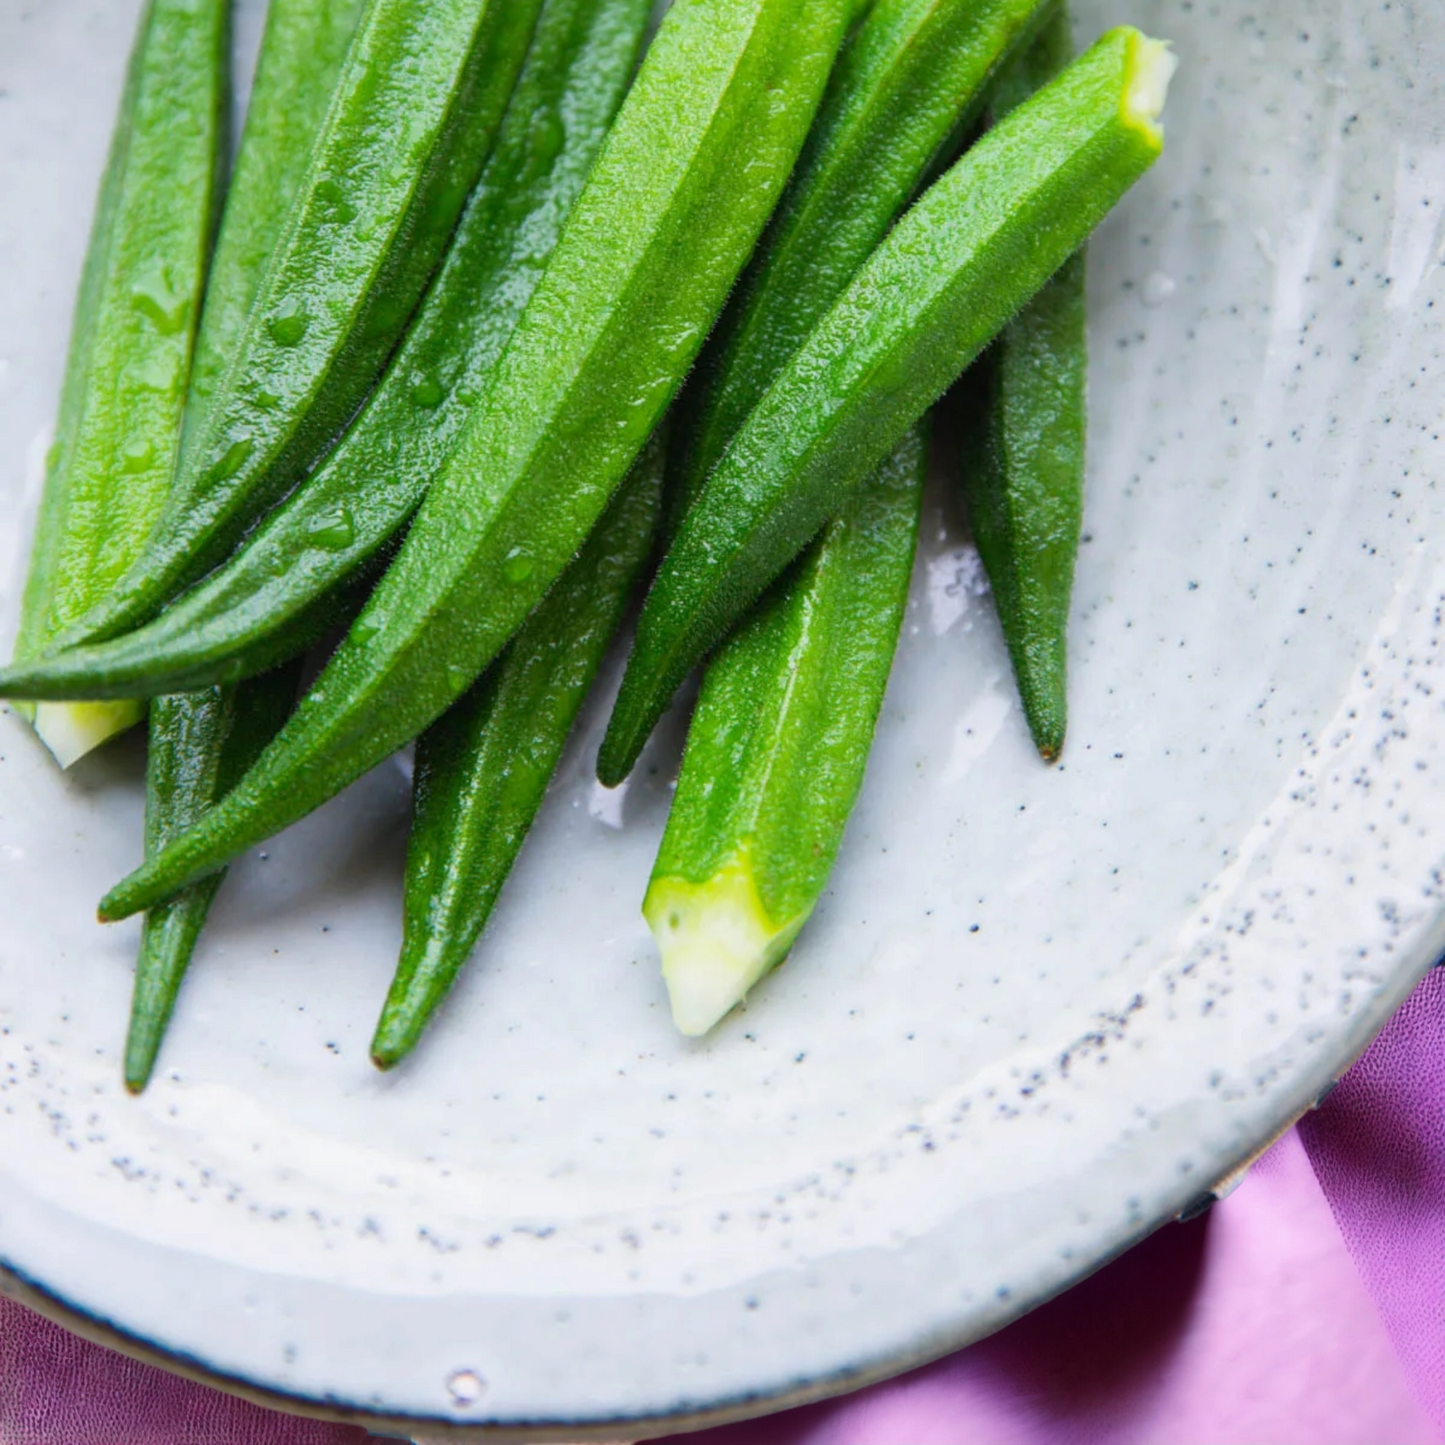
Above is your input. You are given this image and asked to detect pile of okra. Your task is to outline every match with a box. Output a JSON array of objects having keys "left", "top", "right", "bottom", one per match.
[{"left": 7, "top": 0, "right": 1172, "bottom": 1088}]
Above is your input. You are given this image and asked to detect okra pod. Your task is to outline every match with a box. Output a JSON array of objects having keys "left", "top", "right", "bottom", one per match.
[
  {"left": 651, "top": 427, "right": 924, "bottom": 1035},
  {"left": 127, "top": 670, "right": 297, "bottom": 1092},
  {"left": 669, "top": 0, "right": 1050, "bottom": 529},
  {"left": 99, "top": 0, "right": 853, "bottom": 922},
  {"left": 0, "top": 0, "right": 651, "bottom": 703},
  {"left": 650, "top": 0, "right": 1015, "bottom": 1032},
  {"left": 11, "top": 0, "right": 228, "bottom": 766},
  {"left": 124, "top": 0, "right": 370, "bottom": 1093},
  {"left": 184, "top": 0, "right": 369, "bottom": 448},
  {"left": 598, "top": 25, "right": 1174, "bottom": 785},
  {"left": 960, "top": 5, "right": 1084, "bottom": 761},
  {"left": 371, "top": 438, "right": 664, "bottom": 1069},
  {"left": 55, "top": 0, "right": 545, "bottom": 652}
]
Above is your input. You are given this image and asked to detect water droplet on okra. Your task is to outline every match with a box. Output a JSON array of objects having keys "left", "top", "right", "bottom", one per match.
[
  {"left": 120, "top": 439, "right": 155, "bottom": 474},
  {"left": 314, "top": 177, "right": 357, "bottom": 224},
  {"left": 306, "top": 507, "right": 355, "bottom": 551},
  {"left": 129, "top": 258, "right": 188, "bottom": 335},
  {"left": 409, "top": 372, "right": 445, "bottom": 408},
  {"left": 212, "top": 433, "right": 254, "bottom": 481},
  {"left": 266, "top": 297, "right": 310, "bottom": 347},
  {"left": 501, "top": 546, "right": 535, "bottom": 583}
]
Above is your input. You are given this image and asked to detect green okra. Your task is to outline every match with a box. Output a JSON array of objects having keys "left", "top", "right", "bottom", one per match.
[
  {"left": 371, "top": 437, "right": 664, "bottom": 1070},
  {"left": 960, "top": 5, "right": 1083, "bottom": 762},
  {"left": 0, "top": 0, "right": 651, "bottom": 703},
  {"left": 99, "top": 0, "right": 854, "bottom": 923},
  {"left": 668, "top": 0, "right": 1050, "bottom": 531},
  {"left": 53, "top": 0, "right": 545, "bottom": 653},
  {"left": 11, "top": 0, "right": 228, "bottom": 766},
  {"left": 647, "top": 0, "right": 1018, "bottom": 1033},
  {"left": 184, "top": 0, "right": 369, "bottom": 448},
  {"left": 126, "top": 668, "right": 298, "bottom": 1093},
  {"left": 598, "top": 25, "right": 1175, "bottom": 786},
  {"left": 124, "top": 0, "right": 370, "bottom": 1095},
  {"left": 650, "top": 426, "right": 924, "bottom": 1035}
]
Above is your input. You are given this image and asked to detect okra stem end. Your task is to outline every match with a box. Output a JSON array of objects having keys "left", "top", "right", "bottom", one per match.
[
  {"left": 1121, "top": 30, "right": 1177, "bottom": 145},
  {"left": 31, "top": 699, "right": 144, "bottom": 769},
  {"left": 644, "top": 853, "right": 801, "bottom": 1036}
]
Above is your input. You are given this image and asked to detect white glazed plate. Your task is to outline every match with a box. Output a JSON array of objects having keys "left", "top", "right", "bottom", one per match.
[{"left": 1, "top": 0, "right": 1442, "bottom": 1439}]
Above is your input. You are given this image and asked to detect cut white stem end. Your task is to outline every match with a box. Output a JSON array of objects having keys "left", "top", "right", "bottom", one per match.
[
  {"left": 31, "top": 699, "right": 143, "bottom": 768},
  {"left": 644, "top": 854, "right": 801, "bottom": 1036},
  {"left": 1123, "top": 31, "right": 1177, "bottom": 143}
]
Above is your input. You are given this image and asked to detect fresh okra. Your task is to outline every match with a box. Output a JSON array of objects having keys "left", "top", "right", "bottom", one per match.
[
  {"left": 960, "top": 5, "right": 1084, "bottom": 762},
  {"left": 371, "top": 438, "right": 664, "bottom": 1070},
  {"left": 184, "top": 0, "right": 369, "bottom": 448},
  {"left": 598, "top": 25, "right": 1174, "bottom": 786},
  {"left": 125, "top": 0, "right": 370, "bottom": 1094},
  {"left": 370, "top": 0, "right": 660, "bottom": 1069},
  {"left": 669, "top": 0, "right": 1050, "bottom": 529},
  {"left": 128, "top": 670, "right": 298, "bottom": 1092},
  {"left": 99, "top": 0, "right": 855, "bottom": 923},
  {"left": 0, "top": 0, "right": 651, "bottom": 703},
  {"left": 11, "top": 0, "right": 228, "bottom": 766},
  {"left": 649, "top": 0, "right": 1029, "bottom": 1033},
  {"left": 651, "top": 428, "right": 924, "bottom": 1035},
  {"left": 52, "top": 0, "right": 545, "bottom": 654}
]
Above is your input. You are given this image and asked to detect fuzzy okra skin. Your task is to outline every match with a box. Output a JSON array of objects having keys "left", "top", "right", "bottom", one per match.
[
  {"left": 54, "top": 0, "right": 545, "bottom": 654},
  {"left": 960, "top": 6, "right": 1084, "bottom": 762},
  {"left": 371, "top": 440, "right": 664, "bottom": 1070},
  {"left": 98, "top": 0, "right": 853, "bottom": 924},
  {"left": 651, "top": 0, "right": 1041, "bottom": 1033},
  {"left": 0, "top": 0, "right": 651, "bottom": 703},
  {"left": 598, "top": 25, "right": 1175, "bottom": 786},
  {"left": 124, "top": 0, "right": 372, "bottom": 1095},
  {"left": 127, "top": 669, "right": 298, "bottom": 1092},
  {"left": 184, "top": 0, "right": 369, "bottom": 447},
  {"left": 668, "top": 0, "right": 1050, "bottom": 530},
  {"left": 649, "top": 427, "right": 925, "bottom": 1035},
  {"left": 11, "top": 0, "right": 228, "bottom": 766}
]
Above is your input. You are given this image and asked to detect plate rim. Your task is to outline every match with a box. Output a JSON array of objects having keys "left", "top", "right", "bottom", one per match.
[{"left": 3, "top": 947, "right": 1433, "bottom": 1444}]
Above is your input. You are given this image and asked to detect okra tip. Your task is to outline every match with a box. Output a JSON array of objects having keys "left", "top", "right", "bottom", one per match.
[
  {"left": 369, "top": 1018, "right": 416, "bottom": 1072},
  {"left": 644, "top": 854, "right": 796, "bottom": 1036},
  {"left": 98, "top": 871, "right": 157, "bottom": 923},
  {"left": 1018, "top": 664, "right": 1067, "bottom": 764},
  {"left": 1120, "top": 29, "right": 1177, "bottom": 144}
]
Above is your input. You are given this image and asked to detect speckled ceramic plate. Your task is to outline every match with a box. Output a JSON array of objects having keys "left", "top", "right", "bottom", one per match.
[{"left": 1, "top": 0, "right": 1442, "bottom": 1440}]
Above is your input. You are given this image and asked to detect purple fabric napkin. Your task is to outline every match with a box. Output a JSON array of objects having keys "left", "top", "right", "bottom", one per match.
[{"left": 2, "top": 970, "right": 1440, "bottom": 1445}]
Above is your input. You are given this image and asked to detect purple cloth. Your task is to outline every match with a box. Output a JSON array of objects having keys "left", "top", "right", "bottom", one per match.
[{"left": 2, "top": 971, "right": 1440, "bottom": 1445}]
